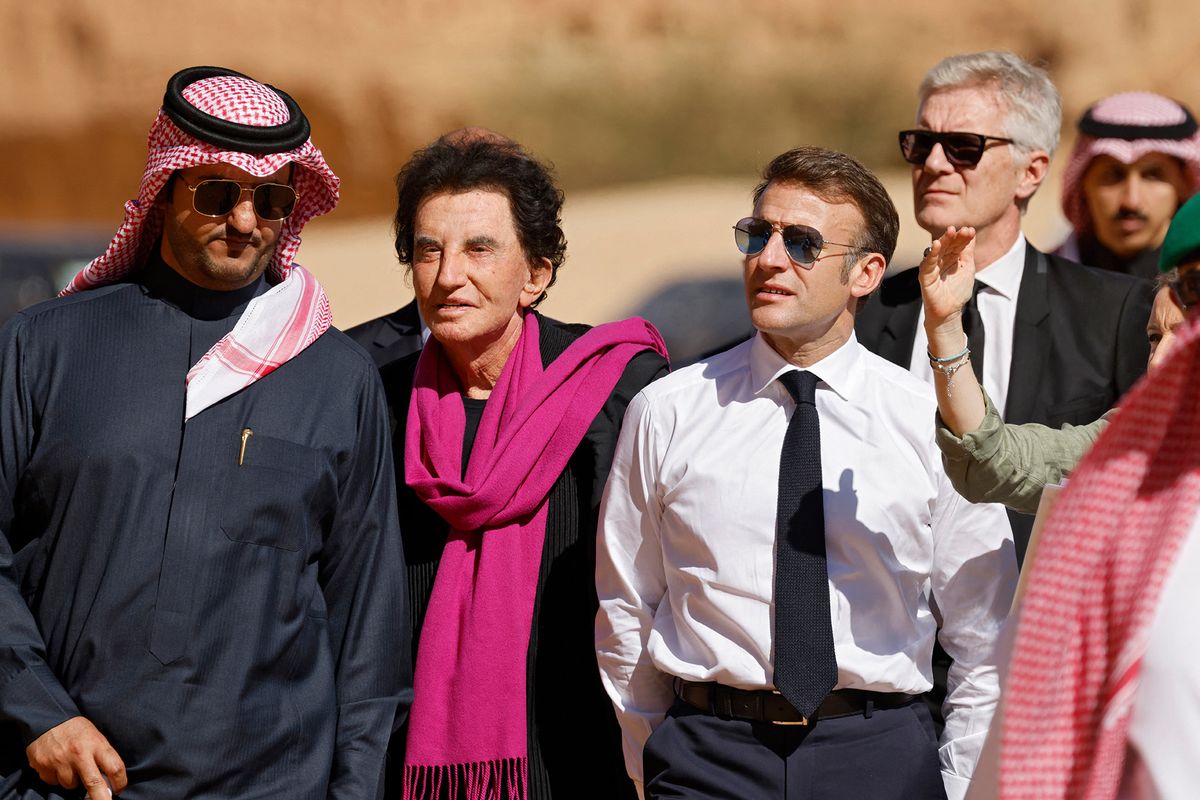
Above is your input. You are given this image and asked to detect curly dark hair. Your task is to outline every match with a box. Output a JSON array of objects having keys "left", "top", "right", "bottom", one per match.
[{"left": 392, "top": 138, "right": 567, "bottom": 307}]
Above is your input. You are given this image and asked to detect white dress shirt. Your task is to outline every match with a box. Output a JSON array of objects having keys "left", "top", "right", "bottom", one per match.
[
  {"left": 597, "top": 332, "right": 1017, "bottom": 800},
  {"left": 909, "top": 234, "right": 1026, "bottom": 419}
]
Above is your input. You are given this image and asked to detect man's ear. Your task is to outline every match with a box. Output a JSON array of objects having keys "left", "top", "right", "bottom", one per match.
[
  {"left": 849, "top": 251, "right": 887, "bottom": 300},
  {"left": 519, "top": 257, "right": 554, "bottom": 308},
  {"left": 1015, "top": 149, "right": 1050, "bottom": 203}
]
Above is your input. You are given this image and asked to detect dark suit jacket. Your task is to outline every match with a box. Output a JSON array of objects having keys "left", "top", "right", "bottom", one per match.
[
  {"left": 344, "top": 299, "right": 423, "bottom": 369},
  {"left": 856, "top": 244, "right": 1154, "bottom": 560}
]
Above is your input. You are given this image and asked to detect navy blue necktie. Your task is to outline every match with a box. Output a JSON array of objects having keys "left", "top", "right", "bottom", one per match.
[
  {"left": 773, "top": 370, "right": 837, "bottom": 718},
  {"left": 962, "top": 280, "right": 986, "bottom": 384}
]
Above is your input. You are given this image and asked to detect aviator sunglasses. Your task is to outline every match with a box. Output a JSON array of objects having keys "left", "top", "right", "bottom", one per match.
[
  {"left": 733, "top": 217, "right": 856, "bottom": 268},
  {"left": 898, "top": 129, "right": 1015, "bottom": 168},
  {"left": 180, "top": 177, "right": 300, "bottom": 221}
]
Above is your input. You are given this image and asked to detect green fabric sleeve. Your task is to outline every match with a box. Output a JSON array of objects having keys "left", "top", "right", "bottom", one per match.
[{"left": 935, "top": 390, "right": 1109, "bottom": 514}]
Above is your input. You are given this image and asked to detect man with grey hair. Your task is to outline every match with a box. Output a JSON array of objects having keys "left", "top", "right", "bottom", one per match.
[{"left": 857, "top": 50, "right": 1153, "bottom": 564}]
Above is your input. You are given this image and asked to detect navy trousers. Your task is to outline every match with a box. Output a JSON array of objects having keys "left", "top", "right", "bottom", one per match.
[{"left": 644, "top": 698, "right": 948, "bottom": 800}]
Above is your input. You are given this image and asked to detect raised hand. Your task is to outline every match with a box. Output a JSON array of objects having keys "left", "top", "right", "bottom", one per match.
[{"left": 918, "top": 225, "right": 977, "bottom": 336}]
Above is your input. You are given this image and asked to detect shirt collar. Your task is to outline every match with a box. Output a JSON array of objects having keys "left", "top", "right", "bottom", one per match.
[
  {"left": 749, "top": 330, "right": 864, "bottom": 404},
  {"left": 974, "top": 233, "right": 1026, "bottom": 300}
]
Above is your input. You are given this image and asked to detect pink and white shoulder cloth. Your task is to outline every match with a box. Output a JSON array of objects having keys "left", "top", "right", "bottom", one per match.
[{"left": 998, "top": 310, "right": 1200, "bottom": 799}]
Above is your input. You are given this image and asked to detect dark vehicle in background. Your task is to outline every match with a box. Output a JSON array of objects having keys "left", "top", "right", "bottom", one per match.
[
  {"left": 0, "top": 227, "right": 110, "bottom": 325},
  {"left": 631, "top": 276, "right": 750, "bottom": 367}
]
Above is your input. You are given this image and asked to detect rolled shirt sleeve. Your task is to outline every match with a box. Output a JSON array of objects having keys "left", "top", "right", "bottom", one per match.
[{"left": 936, "top": 390, "right": 1108, "bottom": 514}]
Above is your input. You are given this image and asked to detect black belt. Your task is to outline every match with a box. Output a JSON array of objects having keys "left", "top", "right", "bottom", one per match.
[{"left": 674, "top": 679, "right": 915, "bottom": 726}]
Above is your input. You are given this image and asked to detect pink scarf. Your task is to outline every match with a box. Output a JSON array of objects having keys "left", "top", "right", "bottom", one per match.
[
  {"left": 999, "top": 310, "right": 1200, "bottom": 799},
  {"left": 403, "top": 312, "right": 666, "bottom": 800}
]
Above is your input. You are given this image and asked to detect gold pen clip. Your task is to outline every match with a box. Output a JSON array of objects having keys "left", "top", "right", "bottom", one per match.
[{"left": 238, "top": 427, "right": 253, "bottom": 466}]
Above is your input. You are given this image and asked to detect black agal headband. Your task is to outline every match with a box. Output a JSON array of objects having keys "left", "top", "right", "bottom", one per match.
[
  {"left": 162, "top": 66, "right": 311, "bottom": 154},
  {"left": 1078, "top": 101, "right": 1199, "bottom": 142}
]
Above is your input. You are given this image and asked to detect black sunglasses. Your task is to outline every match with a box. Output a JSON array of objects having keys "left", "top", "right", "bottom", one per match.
[
  {"left": 898, "top": 130, "right": 1015, "bottom": 168},
  {"left": 180, "top": 177, "right": 299, "bottom": 221},
  {"left": 733, "top": 217, "right": 856, "bottom": 268}
]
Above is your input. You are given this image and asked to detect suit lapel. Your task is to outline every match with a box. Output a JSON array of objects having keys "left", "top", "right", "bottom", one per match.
[
  {"left": 372, "top": 299, "right": 422, "bottom": 349},
  {"left": 1004, "top": 246, "right": 1051, "bottom": 424},
  {"left": 874, "top": 268, "right": 923, "bottom": 368}
]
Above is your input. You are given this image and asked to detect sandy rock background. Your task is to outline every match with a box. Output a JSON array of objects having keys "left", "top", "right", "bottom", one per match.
[{"left": 4, "top": 0, "right": 1198, "bottom": 335}]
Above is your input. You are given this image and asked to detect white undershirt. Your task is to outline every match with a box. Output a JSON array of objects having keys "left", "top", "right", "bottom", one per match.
[
  {"left": 1118, "top": 512, "right": 1200, "bottom": 800},
  {"left": 909, "top": 235, "right": 1026, "bottom": 420}
]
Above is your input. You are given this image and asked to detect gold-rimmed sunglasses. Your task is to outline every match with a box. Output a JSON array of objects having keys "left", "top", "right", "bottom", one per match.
[{"left": 180, "top": 177, "right": 299, "bottom": 221}]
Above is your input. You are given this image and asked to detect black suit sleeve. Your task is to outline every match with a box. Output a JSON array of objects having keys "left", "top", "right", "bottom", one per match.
[{"left": 1112, "top": 277, "right": 1155, "bottom": 398}]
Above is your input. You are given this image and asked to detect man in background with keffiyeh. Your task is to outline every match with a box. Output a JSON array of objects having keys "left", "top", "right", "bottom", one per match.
[
  {"left": 0, "top": 67, "right": 408, "bottom": 799},
  {"left": 1056, "top": 92, "right": 1200, "bottom": 281}
]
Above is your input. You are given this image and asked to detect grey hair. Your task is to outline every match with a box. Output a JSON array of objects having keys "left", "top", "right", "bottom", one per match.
[
  {"left": 1155, "top": 267, "right": 1179, "bottom": 292},
  {"left": 918, "top": 51, "right": 1062, "bottom": 160}
]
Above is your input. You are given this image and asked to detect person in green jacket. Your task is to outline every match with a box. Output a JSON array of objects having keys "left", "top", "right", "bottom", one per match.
[{"left": 920, "top": 217, "right": 1193, "bottom": 513}]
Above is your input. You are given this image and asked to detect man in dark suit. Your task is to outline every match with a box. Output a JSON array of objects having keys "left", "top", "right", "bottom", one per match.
[
  {"left": 345, "top": 298, "right": 424, "bottom": 368},
  {"left": 857, "top": 51, "right": 1153, "bottom": 564}
]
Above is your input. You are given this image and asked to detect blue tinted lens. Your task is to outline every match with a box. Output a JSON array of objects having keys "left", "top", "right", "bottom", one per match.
[
  {"left": 734, "top": 219, "right": 826, "bottom": 265},
  {"left": 734, "top": 218, "right": 772, "bottom": 255},
  {"left": 782, "top": 225, "right": 823, "bottom": 265}
]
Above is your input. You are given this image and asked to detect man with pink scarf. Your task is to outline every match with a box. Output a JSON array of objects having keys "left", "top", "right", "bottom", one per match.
[
  {"left": 0, "top": 67, "right": 407, "bottom": 798},
  {"left": 1056, "top": 92, "right": 1200, "bottom": 281}
]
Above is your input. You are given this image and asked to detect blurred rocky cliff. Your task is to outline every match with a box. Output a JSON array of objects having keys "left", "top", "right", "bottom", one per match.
[
  {"left": 4, "top": 1, "right": 1198, "bottom": 332},
  {"left": 6, "top": 0, "right": 1198, "bottom": 225}
]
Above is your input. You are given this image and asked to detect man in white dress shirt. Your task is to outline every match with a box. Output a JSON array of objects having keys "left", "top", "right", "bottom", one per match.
[{"left": 596, "top": 146, "right": 1017, "bottom": 800}]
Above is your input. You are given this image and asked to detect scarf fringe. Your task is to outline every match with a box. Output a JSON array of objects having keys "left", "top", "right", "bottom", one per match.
[{"left": 404, "top": 758, "right": 528, "bottom": 800}]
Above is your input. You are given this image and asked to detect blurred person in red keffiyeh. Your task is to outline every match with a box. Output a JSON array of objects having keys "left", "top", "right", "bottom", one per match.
[
  {"left": 0, "top": 67, "right": 408, "bottom": 799},
  {"left": 1056, "top": 92, "right": 1200, "bottom": 281},
  {"left": 954, "top": 193, "right": 1200, "bottom": 800}
]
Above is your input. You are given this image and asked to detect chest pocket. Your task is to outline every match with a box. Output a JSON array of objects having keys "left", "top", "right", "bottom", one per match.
[
  {"left": 1043, "top": 392, "right": 1109, "bottom": 428},
  {"left": 220, "top": 434, "right": 329, "bottom": 552}
]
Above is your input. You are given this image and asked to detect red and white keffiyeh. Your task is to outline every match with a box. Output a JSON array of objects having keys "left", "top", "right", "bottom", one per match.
[
  {"left": 998, "top": 309, "right": 1200, "bottom": 799},
  {"left": 1061, "top": 92, "right": 1200, "bottom": 236},
  {"left": 61, "top": 72, "right": 341, "bottom": 420}
]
